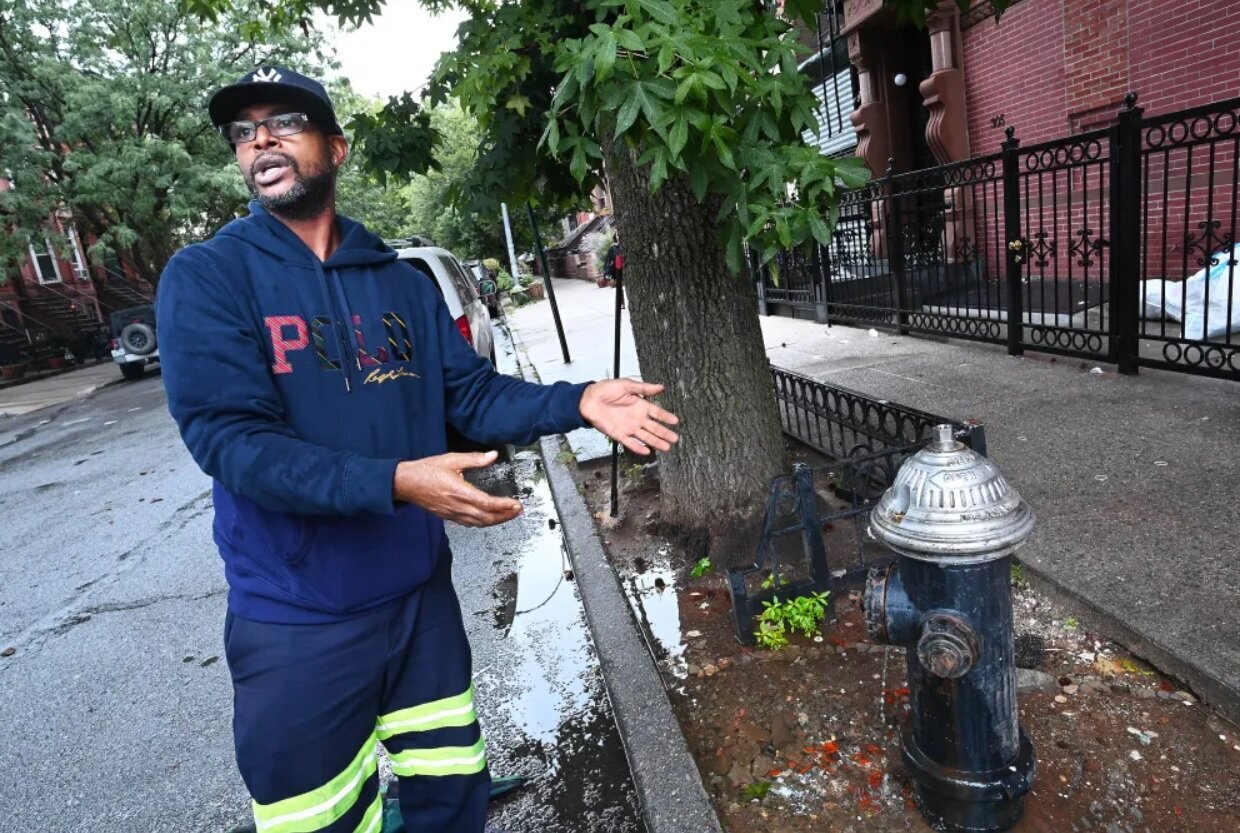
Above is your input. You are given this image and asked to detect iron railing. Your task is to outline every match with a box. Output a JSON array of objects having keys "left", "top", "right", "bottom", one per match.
[
  {"left": 728, "top": 368, "right": 988, "bottom": 643},
  {"left": 755, "top": 93, "right": 1240, "bottom": 381}
]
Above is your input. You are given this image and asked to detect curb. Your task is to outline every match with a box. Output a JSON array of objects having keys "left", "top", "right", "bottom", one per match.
[
  {"left": 505, "top": 324, "right": 724, "bottom": 833},
  {"left": 1017, "top": 557, "right": 1240, "bottom": 726}
]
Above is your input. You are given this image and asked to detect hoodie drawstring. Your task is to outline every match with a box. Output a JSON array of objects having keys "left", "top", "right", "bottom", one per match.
[{"left": 314, "top": 261, "right": 355, "bottom": 393}]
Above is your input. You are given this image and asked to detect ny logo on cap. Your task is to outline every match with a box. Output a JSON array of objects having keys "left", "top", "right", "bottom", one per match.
[{"left": 251, "top": 67, "right": 283, "bottom": 83}]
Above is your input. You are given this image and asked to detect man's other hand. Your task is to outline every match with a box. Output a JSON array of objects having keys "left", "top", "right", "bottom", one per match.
[
  {"left": 580, "top": 379, "right": 680, "bottom": 456},
  {"left": 393, "top": 451, "right": 522, "bottom": 527}
]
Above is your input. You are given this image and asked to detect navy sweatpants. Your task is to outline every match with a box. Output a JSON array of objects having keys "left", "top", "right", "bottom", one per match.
[{"left": 224, "top": 549, "right": 490, "bottom": 833}]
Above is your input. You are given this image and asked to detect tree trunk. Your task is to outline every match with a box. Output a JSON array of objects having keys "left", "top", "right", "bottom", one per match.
[{"left": 605, "top": 148, "right": 785, "bottom": 557}]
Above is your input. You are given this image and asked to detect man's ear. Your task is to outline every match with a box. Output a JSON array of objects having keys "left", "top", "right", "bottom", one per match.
[{"left": 329, "top": 135, "right": 349, "bottom": 169}]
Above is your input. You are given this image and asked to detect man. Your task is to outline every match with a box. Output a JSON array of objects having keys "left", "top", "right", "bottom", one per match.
[{"left": 157, "top": 67, "right": 680, "bottom": 833}]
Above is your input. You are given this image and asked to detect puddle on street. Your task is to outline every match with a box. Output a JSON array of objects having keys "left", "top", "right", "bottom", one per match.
[
  {"left": 467, "top": 452, "right": 643, "bottom": 832},
  {"left": 622, "top": 548, "right": 688, "bottom": 679}
]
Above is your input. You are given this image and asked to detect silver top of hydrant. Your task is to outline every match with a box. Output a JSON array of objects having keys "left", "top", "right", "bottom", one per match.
[{"left": 868, "top": 424, "right": 1035, "bottom": 564}]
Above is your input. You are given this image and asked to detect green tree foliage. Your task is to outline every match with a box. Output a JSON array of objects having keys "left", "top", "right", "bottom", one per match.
[
  {"left": 331, "top": 83, "right": 415, "bottom": 239},
  {"left": 0, "top": 0, "right": 328, "bottom": 287},
  {"left": 404, "top": 106, "right": 563, "bottom": 262}
]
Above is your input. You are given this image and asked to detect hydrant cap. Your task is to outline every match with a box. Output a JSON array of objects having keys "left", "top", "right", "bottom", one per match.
[{"left": 869, "top": 425, "right": 1035, "bottom": 563}]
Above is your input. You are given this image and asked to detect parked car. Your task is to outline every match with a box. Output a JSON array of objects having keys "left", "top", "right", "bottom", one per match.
[
  {"left": 110, "top": 305, "right": 158, "bottom": 381},
  {"left": 464, "top": 259, "right": 502, "bottom": 318},
  {"left": 393, "top": 246, "right": 506, "bottom": 457},
  {"left": 394, "top": 246, "right": 496, "bottom": 366}
]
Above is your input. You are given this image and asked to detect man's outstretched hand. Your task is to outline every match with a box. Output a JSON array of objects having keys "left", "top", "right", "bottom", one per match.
[
  {"left": 393, "top": 451, "right": 522, "bottom": 527},
  {"left": 580, "top": 379, "right": 680, "bottom": 456}
]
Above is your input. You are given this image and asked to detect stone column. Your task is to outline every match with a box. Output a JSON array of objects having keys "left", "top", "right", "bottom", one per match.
[{"left": 919, "top": 2, "right": 974, "bottom": 267}]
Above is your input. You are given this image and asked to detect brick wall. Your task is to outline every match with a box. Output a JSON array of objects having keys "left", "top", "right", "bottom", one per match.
[
  {"left": 1063, "top": 0, "right": 1131, "bottom": 132},
  {"left": 1128, "top": 0, "right": 1240, "bottom": 118},
  {"left": 963, "top": 0, "right": 1240, "bottom": 146},
  {"left": 962, "top": 0, "right": 1067, "bottom": 154}
]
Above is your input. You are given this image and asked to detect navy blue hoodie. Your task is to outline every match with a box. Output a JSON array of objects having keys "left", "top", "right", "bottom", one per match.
[{"left": 158, "top": 202, "right": 589, "bottom": 624}]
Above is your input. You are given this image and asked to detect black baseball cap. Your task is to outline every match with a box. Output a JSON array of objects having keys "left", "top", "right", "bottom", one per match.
[{"left": 208, "top": 66, "right": 343, "bottom": 136}]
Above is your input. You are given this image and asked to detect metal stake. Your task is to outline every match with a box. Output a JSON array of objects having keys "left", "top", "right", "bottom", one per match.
[
  {"left": 610, "top": 270, "right": 623, "bottom": 517},
  {"left": 526, "top": 204, "right": 571, "bottom": 365}
]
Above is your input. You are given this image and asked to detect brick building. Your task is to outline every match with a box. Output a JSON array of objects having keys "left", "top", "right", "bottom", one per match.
[
  {"left": 0, "top": 177, "right": 153, "bottom": 371},
  {"left": 804, "top": 0, "right": 1240, "bottom": 172}
]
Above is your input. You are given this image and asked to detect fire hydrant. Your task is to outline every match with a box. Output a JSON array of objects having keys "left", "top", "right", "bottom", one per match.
[{"left": 864, "top": 425, "right": 1036, "bottom": 832}]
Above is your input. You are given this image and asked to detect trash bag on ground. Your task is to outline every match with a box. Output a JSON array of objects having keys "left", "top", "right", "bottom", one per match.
[{"left": 1142, "top": 242, "right": 1240, "bottom": 339}]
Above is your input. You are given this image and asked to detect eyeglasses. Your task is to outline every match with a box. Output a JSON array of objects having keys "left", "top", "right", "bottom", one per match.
[{"left": 221, "top": 112, "right": 311, "bottom": 145}]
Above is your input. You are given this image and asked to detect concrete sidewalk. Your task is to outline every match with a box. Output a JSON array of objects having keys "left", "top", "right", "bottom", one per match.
[
  {"left": 0, "top": 360, "right": 127, "bottom": 418},
  {"left": 507, "top": 278, "right": 1240, "bottom": 723}
]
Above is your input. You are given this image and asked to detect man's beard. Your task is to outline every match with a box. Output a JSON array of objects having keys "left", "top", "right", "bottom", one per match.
[{"left": 245, "top": 152, "right": 335, "bottom": 221}]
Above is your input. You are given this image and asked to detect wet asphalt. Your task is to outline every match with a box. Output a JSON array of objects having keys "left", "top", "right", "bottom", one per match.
[{"left": 0, "top": 328, "right": 643, "bottom": 832}]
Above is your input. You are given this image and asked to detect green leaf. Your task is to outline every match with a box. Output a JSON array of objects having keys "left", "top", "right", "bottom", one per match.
[
  {"left": 570, "top": 144, "right": 588, "bottom": 183},
  {"left": 835, "top": 156, "right": 873, "bottom": 189},
  {"left": 632, "top": 0, "right": 679, "bottom": 26},
  {"left": 506, "top": 94, "right": 532, "bottom": 117},
  {"left": 614, "top": 89, "right": 642, "bottom": 136},
  {"left": 649, "top": 148, "right": 669, "bottom": 192},
  {"left": 689, "top": 163, "right": 710, "bottom": 202},
  {"left": 595, "top": 31, "right": 618, "bottom": 81},
  {"left": 658, "top": 41, "right": 677, "bottom": 73},
  {"left": 668, "top": 113, "right": 689, "bottom": 157},
  {"left": 808, "top": 212, "right": 832, "bottom": 247},
  {"left": 616, "top": 28, "right": 645, "bottom": 52}
]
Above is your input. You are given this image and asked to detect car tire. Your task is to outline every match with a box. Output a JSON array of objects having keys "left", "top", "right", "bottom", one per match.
[
  {"left": 120, "top": 322, "right": 157, "bottom": 356},
  {"left": 120, "top": 362, "right": 145, "bottom": 381}
]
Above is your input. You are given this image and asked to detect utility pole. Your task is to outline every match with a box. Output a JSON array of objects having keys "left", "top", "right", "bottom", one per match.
[{"left": 500, "top": 203, "right": 521, "bottom": 282}]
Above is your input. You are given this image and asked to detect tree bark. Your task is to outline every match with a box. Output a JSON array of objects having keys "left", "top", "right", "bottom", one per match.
[{"left": 605, "top": 147, "right": 785, "bottom": 557}]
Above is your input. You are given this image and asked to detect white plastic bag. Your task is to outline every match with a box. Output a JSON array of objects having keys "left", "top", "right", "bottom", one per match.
[{"left": 1141, "top": 243, "right": 1240, "bottom": 339}]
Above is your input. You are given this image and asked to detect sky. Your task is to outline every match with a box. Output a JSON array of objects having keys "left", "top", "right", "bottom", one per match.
[{"left": 326, "top": 5, "right": 468, "bottom": 101}]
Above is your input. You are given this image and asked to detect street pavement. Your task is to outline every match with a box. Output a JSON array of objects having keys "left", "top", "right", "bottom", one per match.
[
  {"left": 507, "top": 277, "right": 1240, "bottom": 723},
  {"left": 0, "top": 329, "right": 642, "bottom": 832},
  {"left": 0, "top": 359, "right": 127, "bottom": 417},
  {"left": 508, "top": 280, "right": 640, "bottom": 463}
]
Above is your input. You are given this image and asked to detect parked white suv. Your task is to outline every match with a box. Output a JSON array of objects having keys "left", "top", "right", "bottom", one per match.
[{"left": 392, "top": 245, "right": 495, "bottom": 366}]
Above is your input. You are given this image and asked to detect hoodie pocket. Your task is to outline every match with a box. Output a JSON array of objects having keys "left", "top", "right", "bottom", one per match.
[
  {"left": 226, "top": 499, "right": 313, "bottom": 565},
  {"left": 281, "top": 506, "right": 442, "bottom": 614}
]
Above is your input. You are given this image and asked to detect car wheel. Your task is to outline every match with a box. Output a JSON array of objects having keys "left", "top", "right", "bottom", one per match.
[
  {"left": 120, "top": 362, "right": 145, "bottom": 381},
  {"left": 120, "top": 322, "right": 157, "bottom": 356}
]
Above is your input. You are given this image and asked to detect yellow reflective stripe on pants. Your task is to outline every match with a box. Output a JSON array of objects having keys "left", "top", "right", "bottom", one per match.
[
  {"left": 352, "top": 792, "right": 383, "bottom": 833},
  {"left": 388, "top": 737, "right": 487, "bottom": 778},
  {"left": 375, "top": 685, "right": 476, "bottom": 740},
  {"left": 251, "top": 734, "right": 378, "bottom": 833}
]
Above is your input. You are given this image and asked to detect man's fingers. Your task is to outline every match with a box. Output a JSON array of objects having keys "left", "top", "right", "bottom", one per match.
[
  {"left": 620, "top": 435, "right": 652, "bottom": 456},
  {"left": 641, "top": 422, "right": 679, "bottom": 446},
  {"left": 647, "top": 403, "right": 679, "bottom": 426},
  {"left": 449, "top": 450, "right": 499, "bottom": 471},
  {"left": 622, "top": 379, "right": 664, "bottom": 398},
  {"left": 635, "top": 428, "right": 672, "bottom": 452}
]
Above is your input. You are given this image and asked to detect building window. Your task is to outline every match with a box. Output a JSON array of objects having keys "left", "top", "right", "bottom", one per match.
[
  {"left": 29, "top": 237, "right": 62, "bottom": 285},
  {"left": 66, "top": 226, "right": 91, "bottom": 281}
]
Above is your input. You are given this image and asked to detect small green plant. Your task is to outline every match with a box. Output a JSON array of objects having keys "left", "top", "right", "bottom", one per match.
[
  {"left": 690, "top": 557, "right": 712, "bottom": 579},
  {"left": 496, "top": 269, "right": 514, "bottom": 292},
  {"left": 739, "top": 781, "right": 771, "bottom": 801},
  {"left": 622, "top": 461, "right": 646, "bottom": 482},
  {"left": 1010, "top": 562, "right": 1028, "bottom": 589},
  {"left": 754, "top": 591, "right": 830, "bottom": 650},
  {"left": 518, "top": 272, "right": 535, "bottom": 288},
  {"left": 1063, "top": 616, "right": 1080, "bottom": 631},
  {"left": 760, "top": 571, "right": 792, "bottom": 591},
  {"left": 556, "top": 449, "right": 576, "bottom": 465}
]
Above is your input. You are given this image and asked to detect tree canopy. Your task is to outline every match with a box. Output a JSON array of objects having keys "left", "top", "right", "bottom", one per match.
[
  {"left": 0, "top": 0, "right": 328, "bottom": 286},
  {"left": 189, "top": 0, "right": 1012, "bottom": 272}
]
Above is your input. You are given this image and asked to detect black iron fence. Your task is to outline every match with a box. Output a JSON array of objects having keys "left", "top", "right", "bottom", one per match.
[
  {"left": 727, "top": 366, "right": 988, "bottom": 643},
  {"left": 755, "top": 94, "right": 1240, "bottom": 381}
]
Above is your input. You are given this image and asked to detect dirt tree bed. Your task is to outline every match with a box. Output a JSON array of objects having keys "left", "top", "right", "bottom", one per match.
[{"left": 573, "top": 451, "right": 1240, "bottom": 833}]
